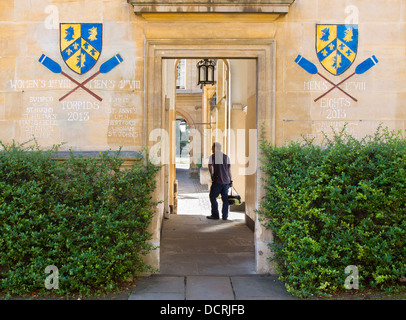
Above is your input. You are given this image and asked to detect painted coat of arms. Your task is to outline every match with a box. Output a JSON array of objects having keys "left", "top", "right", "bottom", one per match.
[
  {"left": 60, "top": 23, "right": 102, "bottom": 75},
  {"left": 316, "top": 24, "right": 358, "bottom": 76}
]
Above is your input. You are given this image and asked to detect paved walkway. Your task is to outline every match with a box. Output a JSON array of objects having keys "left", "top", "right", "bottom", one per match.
[
  {"left": 129, "top": 166, "right": 294, "bottom": 300},
  {"left": 128, "top": 275, "right": 293, "bottom": 300}
]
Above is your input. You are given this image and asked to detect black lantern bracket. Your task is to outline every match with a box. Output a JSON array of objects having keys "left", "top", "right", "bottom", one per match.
[{"left": 197, "top": 59, "right": 216, "bottom": 88}]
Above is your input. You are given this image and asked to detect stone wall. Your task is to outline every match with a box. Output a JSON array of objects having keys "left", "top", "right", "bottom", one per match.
[
  {"left": 0, "top": 0, "right": 143, "bottom": 152},
  {"left": 0, "top": 0, "right": 404, "bottom": 274},
  {"left": 274, "top": 0, "right": 406, "bottom": 145},
  {"left": 1, "top": 0, "right": 404, "bottom": 161}
]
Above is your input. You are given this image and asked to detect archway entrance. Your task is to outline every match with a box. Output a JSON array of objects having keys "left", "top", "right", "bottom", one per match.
[
  {"left": 145, "top": 39, "right": 276, "bottom": 274},
  {"left": 159, "top": 58, "right": 256, "bottom": 274}
]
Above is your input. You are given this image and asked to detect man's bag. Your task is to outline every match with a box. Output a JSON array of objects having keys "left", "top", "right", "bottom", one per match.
[{"left": 228, "top": 186, "right": 242, "bottom": 205}]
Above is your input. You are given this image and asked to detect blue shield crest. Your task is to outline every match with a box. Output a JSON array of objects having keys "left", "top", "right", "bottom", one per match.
[
  {"left": 60, "top": 23, "right": 102, "bottom": 75},
  {"left": 316, "top": 24, "right": 358, "bottom": 76}
]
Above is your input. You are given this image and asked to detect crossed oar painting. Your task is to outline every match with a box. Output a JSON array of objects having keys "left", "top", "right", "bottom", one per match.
[
  {"left": 295, "top": 54, "right": 379, "bottom": 102},
  {"left": 38, "top": 23, "right": 124, "bottom": 102},
  {"left": 39, "top": 54, "right": 123, "bottom": 102}
]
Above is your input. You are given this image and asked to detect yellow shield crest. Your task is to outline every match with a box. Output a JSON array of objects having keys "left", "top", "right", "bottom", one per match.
[
  {"left": 60, "top": 23, "right": 102, "bottom": 75},
  {"left": 316, "top": 24, "right": 358, "bottom": 76}
]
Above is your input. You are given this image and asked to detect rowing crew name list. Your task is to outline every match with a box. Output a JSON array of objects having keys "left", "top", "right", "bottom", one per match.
[{"left": 17, "top": 94, "right": 142, "bottom": 147}]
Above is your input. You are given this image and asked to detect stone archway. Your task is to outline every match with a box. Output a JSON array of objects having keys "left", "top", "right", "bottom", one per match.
[{"left": 144, "top": 39, "right": 276, "bottom": 274}]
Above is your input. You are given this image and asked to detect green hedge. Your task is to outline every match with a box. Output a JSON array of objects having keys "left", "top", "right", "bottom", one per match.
[
  {"left": 259, "top": 126, "right": 406, "bottom": 298},
  {"left": 0, "top": 141, "right": 159, "bottom": 297}
]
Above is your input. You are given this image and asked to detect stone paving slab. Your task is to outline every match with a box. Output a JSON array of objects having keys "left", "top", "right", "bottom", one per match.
[
  {"left": 128, "top": 276, "right": 185, "bottom": 300},
  {"left": 128, "top": 275, "right": 295, "bottom": 300},
  {"left": 186, "top": 276, "right": 235, "bottom": 300},
  {"left": 231, "top": 276, "right": 295, "bottom": 300}
]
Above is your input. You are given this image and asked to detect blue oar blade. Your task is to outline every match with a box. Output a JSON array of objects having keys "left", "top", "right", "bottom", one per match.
[
  {"left": 38, "top": 54, "right": 62, "bottom": 74},
  {"left": 99, "top": 54, "right": 123, "bottom": 74},
  {"left": 355, "top": 55, "right": 379, "bottom": 75},
  {"left": 295, "top": 55, "right": 318, "bottom": 75}
]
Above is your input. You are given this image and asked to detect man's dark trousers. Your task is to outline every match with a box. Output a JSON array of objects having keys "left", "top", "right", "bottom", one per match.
[{"left": 209, "top": 182, "right": 229, "bottom": 219}]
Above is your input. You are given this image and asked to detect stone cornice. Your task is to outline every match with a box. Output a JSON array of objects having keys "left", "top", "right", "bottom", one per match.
[{"left": 127, "top": 0, "right": 295, "bottom": 13}]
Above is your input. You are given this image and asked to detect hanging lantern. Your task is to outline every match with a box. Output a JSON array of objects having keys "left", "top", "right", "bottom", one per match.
[{"left": 197, "top": 59, "right": 216, "bottom": 87}]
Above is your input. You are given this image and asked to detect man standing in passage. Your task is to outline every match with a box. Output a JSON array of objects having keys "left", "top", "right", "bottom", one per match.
[{"left": 207, "top": 142, "right": 232, "bottom": 220}]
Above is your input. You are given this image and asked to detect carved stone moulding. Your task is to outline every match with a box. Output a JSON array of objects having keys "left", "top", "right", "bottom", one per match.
[{"left": 127, "top": 0, "right": 296, "bottom": 13}]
